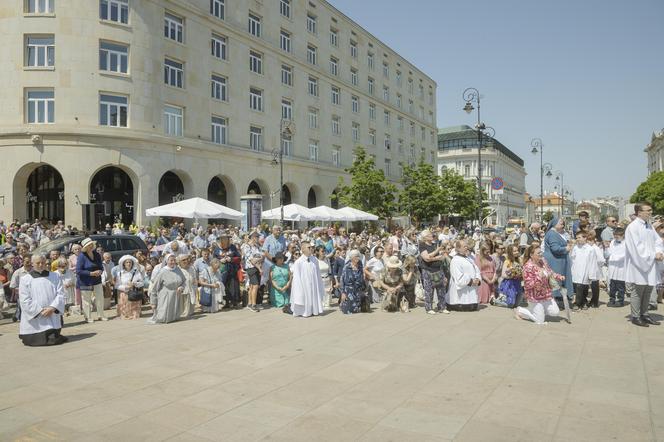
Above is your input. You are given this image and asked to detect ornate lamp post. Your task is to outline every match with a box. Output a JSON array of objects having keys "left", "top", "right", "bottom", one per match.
[{"left": 271, "top": 119, "right": 295, "bottom": 225}]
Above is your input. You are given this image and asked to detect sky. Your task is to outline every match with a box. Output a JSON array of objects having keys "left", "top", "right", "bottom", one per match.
[{"left": 331, "top": 0, "right": 664, "bottom": 201}]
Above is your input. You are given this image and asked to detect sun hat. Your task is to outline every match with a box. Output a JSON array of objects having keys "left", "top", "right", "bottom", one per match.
[
  {"left": 80, "top": 237, "right": 96, "bottom": 249},
  {"left": 385, "top": 255, "right": 402, "bottom": 269}
]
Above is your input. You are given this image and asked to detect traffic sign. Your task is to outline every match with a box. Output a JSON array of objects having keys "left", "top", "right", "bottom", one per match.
[{"left": 491, "top": 177, "right": 504, "bottom": 190}]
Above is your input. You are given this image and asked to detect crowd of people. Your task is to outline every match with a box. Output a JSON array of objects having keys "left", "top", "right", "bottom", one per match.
[{"left": 1, "top": 202, "right": 663, "bottom": 346}]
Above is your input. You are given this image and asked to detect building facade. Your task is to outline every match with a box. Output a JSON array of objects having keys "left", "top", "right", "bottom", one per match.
[
  {"left": 437, "top": 125, "right": 526, "bottom": 226},
  {"left": 646, "top": 128, "right": 664, "bottom": 175},
  {"left": 532, "top": 192, "right": 576, "bottom": 222},
  {"left": 0, "top": 0, "right": 437, "bottom": 229}
]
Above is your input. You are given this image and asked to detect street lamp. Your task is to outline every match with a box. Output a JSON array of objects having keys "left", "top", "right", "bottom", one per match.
[
  {"left": 462, "top": 87, "right": 494, "bottom": 233},
  {"left": 271, "top": 119, "right": 295, "bottom": 225},
  {"left": 530, "top": 138, "right": 546, "bottom": 221},
  {"left": 552, "top": 171, "right": 564, "bottom": 218}
]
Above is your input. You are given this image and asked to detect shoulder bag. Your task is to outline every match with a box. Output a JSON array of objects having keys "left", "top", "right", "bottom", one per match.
[
  {"left": 199, "top": 268, "right": 213, "bottom": 307},
  {"left": 127, "top": 270, "right": 143, "bottom": 302}
]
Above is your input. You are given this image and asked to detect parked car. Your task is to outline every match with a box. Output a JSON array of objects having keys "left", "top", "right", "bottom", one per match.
[{"left": 33, "top": 234, "right": 148, "bottom": 263}]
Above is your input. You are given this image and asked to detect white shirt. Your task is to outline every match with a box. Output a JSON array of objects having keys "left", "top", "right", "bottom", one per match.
[
  {"left": 446, "top": 255, "right": 480, "bottom": 306},
  {"left": 606, "top": 239, "right": 626, "bottom": 282},
  {"left": 19, "top": 272, "right": 65, "bottom": 336},
  {"left": 570, "top": 244, "right": 596, "bottom": 285},
  {"left": 624, "top": 218, "right": 659, "bottom": 285}
]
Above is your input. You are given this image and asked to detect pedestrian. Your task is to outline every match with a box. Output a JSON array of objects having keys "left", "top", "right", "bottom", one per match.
[
  {"left": 606, "top": 227, "right": 626, "bottom": 307},
  {"left": 114, "top": 255, "right": 144, "bottom": 320},
  {"left": 290, "top": 241, "right": 325, "bottom": 317},
  {"left": 516, "top": 243, "right": 564, "bottom": 325},
  {"left": 418, "top": 229, "right": 448, "bottom": 314},
  {"left": 475, "top": 243, "right": 496, "bottom": 305},
  {"left": 543, "top": 217, "right": 574, "bottom": 308},
  {"left": 339, "top": 249, "right": 367, "bottom": 315},
  {"left": 148, "top": 254, "right": 185, "bottom": 324},
  {"left": 269, "top": 252, "right": 292, "bottom": 313},
  {"left": 446, "top": 239, "right": 481, "bottom": 312},
  {"left": 76, "top": 238, "right": 107, "bottom": 323}
]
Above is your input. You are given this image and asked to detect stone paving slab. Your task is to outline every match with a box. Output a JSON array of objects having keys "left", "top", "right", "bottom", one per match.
[{"left": 0, "top": 292, "right": 663, "bottom": 441}]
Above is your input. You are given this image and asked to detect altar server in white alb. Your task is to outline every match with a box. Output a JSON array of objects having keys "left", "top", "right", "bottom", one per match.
[
  {"left": 18, "top": 254, "right": 68, "bottom": 346},
  {"left": 624, "top": 202, "right": 663, "bottom": 327},
  {"left": 605, "top": 227, "right": 627, "bottom": 307},
  {"left": 290, "top": 241, "right": 325, "bottom": 317},
  {"left": 446, "top": 240, "right": 481, "bottom": 312}
]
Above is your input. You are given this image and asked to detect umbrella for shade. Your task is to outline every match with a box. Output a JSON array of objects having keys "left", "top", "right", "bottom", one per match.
[
  {"left": 309, "top": 205, "right": 349, "bottom": 221},
  {"left": 338, "top": 207, "right": 379, "bottom": 221},
  {"left": 145, "top": 197, "right": 242, "bottom": 219},
  {"left": 261, "top": 204, "right": 323, "bottom": 222}
]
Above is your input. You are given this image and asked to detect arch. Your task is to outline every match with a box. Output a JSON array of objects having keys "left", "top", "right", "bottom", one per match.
[
  {"left": 247, "top": 180, "right": 262, "bottom": 195},
  {"left": 19, "top": 164, "right": 65, "bottom": 223},
  {"left": 281, "top": 185, "right": 292, "bottom": 205},
  {"left": 159, "top": 171, "right": 185, "bottom": 206},
  {"left": 208, "top": 176, "right": 228, "bottom": 206},
  {"left": 246, "top": 178, "right": 271, "bottom": 209},
  {"left": 307, "top": 187, "right": 318, "bottom": 208},
  {"left": 89, "top": 166, "right": 135, "bottom": 230}
]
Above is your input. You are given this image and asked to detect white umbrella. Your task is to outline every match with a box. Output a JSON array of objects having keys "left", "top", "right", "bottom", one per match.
[
  {"left": 261, "top": 204, "right": 323, "bottom": 222},
  {"left": 145, "top": 197, "right": 242, "bottom": 219},
  {"left": 309, "top": 205, "right": 349, "bottom": 221},
  {"left": 338, "top": 206, "right": 379, "bottom": 221}
]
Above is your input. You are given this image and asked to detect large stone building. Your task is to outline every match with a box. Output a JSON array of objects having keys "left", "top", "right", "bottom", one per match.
[
  {"left": 437, "top": 125, "right": 526, "bottom": 226},
  {"left": 646, "top": 128, "right": 664, "bottom": 175},
  {"left": 0, "top": 0, "right": 437, "bottom": 229}
]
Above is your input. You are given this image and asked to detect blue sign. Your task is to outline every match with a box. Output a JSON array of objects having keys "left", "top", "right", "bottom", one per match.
[{"left": 491, "top": 177, "right": 504, "bottom": 190}]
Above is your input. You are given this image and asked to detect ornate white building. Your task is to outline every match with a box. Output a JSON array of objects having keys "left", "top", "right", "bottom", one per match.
[
  {"left": 437, "top": 125, "right": 526, "bottom": 226},
  {"left": 0, "top": 0, "right": 437, "bottom": 229},
  {"left": 646, "top": 128, "right": 664, "bottom": 175}
]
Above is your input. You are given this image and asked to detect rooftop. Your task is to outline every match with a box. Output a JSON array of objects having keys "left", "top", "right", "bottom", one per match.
[{"left": 437, "top": 125, "right": 525, "bottom": 167}]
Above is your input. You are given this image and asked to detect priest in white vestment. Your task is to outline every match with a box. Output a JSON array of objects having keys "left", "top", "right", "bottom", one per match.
[
  {"left": 290, "top": 241, "right": 325, "bottom": 317},
  {"left": 18, "top": 254, "right": 68, "bottom": 346},
  {"left": 446, "top": 240, "right": 482, "bottom": 312}
]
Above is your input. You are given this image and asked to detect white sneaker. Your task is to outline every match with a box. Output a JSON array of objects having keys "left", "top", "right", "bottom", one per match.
[
  {"left": 426, "top": 310, "right": 437, "bottom": 315},
  {"left": 441, "top": 308, "right": 450, "bottom": 314},
  {"left": 100, "top": 317, "right": 108, "bottom": 321},
  {"left": 87, "top": 319, "right": 94, "bottom": 324}
]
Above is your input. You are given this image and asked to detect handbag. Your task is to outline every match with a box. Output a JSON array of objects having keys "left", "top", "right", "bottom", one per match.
[
  {"left": 199, "top": 269, "right": 213, "bottom": 307},
  {"left": 126, "top": 270, "right": 143, "bottom": 302},
  {"left": 428, "top": 270, "right": 445, "bottom": 285}
]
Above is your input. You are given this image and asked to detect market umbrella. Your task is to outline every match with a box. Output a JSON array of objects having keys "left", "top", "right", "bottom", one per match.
[
  {"left": 261, "top": 204, "right": 323, "bottom": 222},
  {"left": 309, "top": 205, "right": 349, "bottom": 221},
  {"left": 337, "top": 207, "right": 379, "bottom": 221},
  {"left": 145, "top": 197, "right": 242, "bottom": 219}
]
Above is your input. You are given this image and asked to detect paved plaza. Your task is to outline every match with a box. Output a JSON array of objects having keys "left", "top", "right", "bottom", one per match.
[{"left": 1, "top": 293, "right": 663, "bottom": 442}]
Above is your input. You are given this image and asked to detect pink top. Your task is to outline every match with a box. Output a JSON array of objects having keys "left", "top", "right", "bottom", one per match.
[{"left": 522, "top": 258, "right": 563, "bottom": 302}]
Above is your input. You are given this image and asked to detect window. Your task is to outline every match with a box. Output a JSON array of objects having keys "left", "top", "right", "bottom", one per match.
[
  {"left": 396, "top": 70, "right": 402, "bottom": 87},
  {"left": 211, "top": 116, "right": 227, "bottom": 144},
  {"left": 250, "top": 126, "right": 263, "bottom": 151},
  {"left": 211, "top": 33, "right": 227, "bottom": 60},
  {"left": 248, "top": 13, "right": 261, "bottom": 37},
  {"left": 280, "top": 30, "right": 291, "bottom": 52},
  {"left": 384, "top": 110, "right": 390, "bottom": 126},
  {"left": 329, "top": 28, "right": 338, "bottom": 47},
  {"left": 306, "top": 13, "right": 317, "bottom": 34},
  {"left": 164, "top": 58, "right": 183, "bottom": 88},
  {"left": 99, "top": 41, "right": 128, "bottom": 73},
  {"left": 281, "top": 134, "right": 292, "bottom": 157},
  {"left": 332, "top": 115, "right": 340, "bottom": 135},
  {"left": 398, "top": 138, "right": 404, "bottom": 153},
  {"left": 99, "top": 94, "right": 129, "bottom": 127},
  {"left": 367, "top": 52, "right": 374, "bottom": 70},
  {"left": 419, "top": 83, "right": 424, "bottom": 99},
  {"left": 281, "top": 64, "right": 293, "bottom": 86},
  {"left": 308, "top": 108, "right": 318, "bottom": 129},
  {"left": 369, "top": 103, "right": 376, "bottom": 120},
  {"left": 369, "top": 129, "right": 376, "bottom": 146},
  {"left": 410, "top": 121, "right": 415, "bottom": 136},
  {"left": 383, "top": 86, "right": 389, "bottom": 102},
  {"left": 421, "top": 126, "right": 426, "bottom": 141},
  {"left": 249, "top": 87, "right": 263, "bottom": 111},
  {"left": 429, "top": 91, "right": 434, "bottom": 105},
  {"left": 331, "top": 86, "right": 340, "bottom": 105},
  {"left": 164, "top": 12, "right": 183, "bottom": 43},
  {"left": 26, "top": 89, "right": 54, "bottom": 124},
  {"left": 281, "top": 98, "right": 293, "bottom": 120},
  {"left": 383, "top": 62, "right": 389, "bottom": 78},
  {"left": 308, "top": 76, "right": 318, "bottom": 96},
  {"left": 351, "top": 95, "right": 359, "bottom": 113},
  {"left": 398, "top": 116, "right": 404, "bottom": 130},
  {"left": 396, "top": 94, "right": 402, "bottom": 109},
  {"left": 464, "top": 164, "right": 470, "bottom": 177},
  {"left": 332, "top": 147, "right": 340, "bottom": 167},
  {"left": 368, "top": 77, "right": 374, "bottom": 95},
  {"left": 27, "top": 0, "right": 54, "bottom": 13},
  {"left": 210, "top": 0, "right": 224, "bottom": 19},
  {"left": 408, "top": 99, "right": 414, "bottom": 114},
  {"left": 308, "top": 140, "right": 319, "bottom": 161},
  {"left": 329, "top": 57, "right": 338, "bottom": 76},
  {"left": 384, "top": 159, "right": 391, "bottom": 176},
  {"left": 350, "top": 40, "right": 357, "bottom": 58},
  {"left": 280, "top": 0, "right": 290, "bottom": 18},
  {"left": 307, "top": 44, "right": 317, "bottom": 65},
  {"left": 408, "top": 78, "right": 413, "bottom": 94},
  {"left": 164, "top": 105, "right": 183, "bottom": 136},
  {"left": 211, "top": 74, "right": 227, "bottom": 101},
  {"left": 352, "top": 122, "right": 359, "bottom": 141},
  {"left": 384, "top": 134, "right": 391, "bottom": 150},
  {"left": 100, "top": 0, "right": 128, "bottom": 24},
  {"left": 249, "top": 50, "right": 262, "bottom": 74},
  {"left": 350, "top": 68, "right": 358, "bottom": 86},
  {"left": 419, "top": 106, "right": 425, "bottom": 120},
  {"left": 26, "top": 35, "right": 54, "bottom": 67}
]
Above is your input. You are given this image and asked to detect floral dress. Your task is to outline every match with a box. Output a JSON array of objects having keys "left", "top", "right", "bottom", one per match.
[
  {"left": 499, "top": 261, "right": 523, "bottom": 307},
  {"left": 522, "top": 259, "right": 563, "bottom": 302},
  {"left": 339, "top": 262, "right": 367, "bottom": 314}
]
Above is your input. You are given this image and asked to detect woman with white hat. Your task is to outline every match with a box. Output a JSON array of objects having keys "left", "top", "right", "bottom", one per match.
[
  {"left": 115, "top": 255, "right": 144, "bottom": 320},
  {"left": 76, "top": 237, "right": 107, "bottom": 323},
  {"left": 378, "top": 255, "right": 404, "bottom": 312}
]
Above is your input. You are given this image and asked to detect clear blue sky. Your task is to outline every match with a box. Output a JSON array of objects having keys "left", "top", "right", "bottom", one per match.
[{"left": 331, "top": 0, "right": 664, "bottom": 200}]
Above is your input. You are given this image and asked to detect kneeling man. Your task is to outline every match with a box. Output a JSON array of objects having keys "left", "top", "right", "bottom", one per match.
[{"left": 18, "top": 254, "right": 68, "bottom": 346}]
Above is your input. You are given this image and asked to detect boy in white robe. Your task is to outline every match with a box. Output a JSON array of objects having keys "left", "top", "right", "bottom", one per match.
[
  {"left": 570, "top": 231, "right": 596, "bottom": 310},
  {"left": 18, "top": 254, "right": 67, "bottom": 346},
  {"left": 290, "top": 241, "right": 325, "bottom": 317},
  {"left": 605, "top": 227, "right": 626, "bottom": 307}
]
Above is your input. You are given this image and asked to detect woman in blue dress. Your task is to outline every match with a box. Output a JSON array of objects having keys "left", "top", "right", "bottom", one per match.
[
  {"left": 269, "top": 252, "right": 292, "bottom": 312},
  {"left": 339, "top": 250, "right": 367, "bottom": 314},
  {"left": 542, "top": 217, "right": 573, "bottom": 304}
]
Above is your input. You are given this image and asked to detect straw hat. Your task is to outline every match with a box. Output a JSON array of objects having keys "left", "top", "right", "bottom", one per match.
[
  {"left": 385, "top": 255, "right": 402, "bottom": 269},
  {"left": 80, "top": 237, "right": 96, "bottom": 250}
]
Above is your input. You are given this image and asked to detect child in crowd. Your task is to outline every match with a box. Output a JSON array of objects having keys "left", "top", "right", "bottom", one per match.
[
  {"left": 570, "top": 231, "right": 596, "bottom": 310},
  {"left": 605, "top": 227, "right": 626, "bottom": 307},
  {"left": 586, "top": 231, "right": 605, "bottom": 308}
]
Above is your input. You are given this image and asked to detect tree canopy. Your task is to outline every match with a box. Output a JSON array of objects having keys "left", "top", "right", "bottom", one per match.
[{"left": 631, "top": 171, "right": 664, "bottom": 215}]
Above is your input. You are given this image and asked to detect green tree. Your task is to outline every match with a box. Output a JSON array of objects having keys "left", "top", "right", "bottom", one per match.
[
  {"left": 399, "top": 160, "right": 445, "bottom": 226},
  {"left": 334, "top": 146, "right": 397, "bottom": 220},
  {"left": 631, "top": 171, "right": 664, "bottom": 215},
  {"left": 438, "top": 168, "right": 486, "bottom": 219},
  {"left": 542, "top": 210, "right": 554, "bottom": 223}
]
